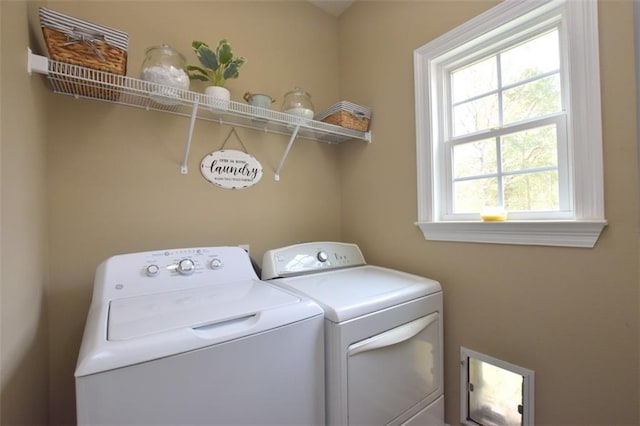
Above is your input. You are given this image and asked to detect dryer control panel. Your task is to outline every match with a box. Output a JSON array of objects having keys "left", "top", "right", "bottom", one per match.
[{"left": 261, "top": 242, "right": 366, "bottom": 280}]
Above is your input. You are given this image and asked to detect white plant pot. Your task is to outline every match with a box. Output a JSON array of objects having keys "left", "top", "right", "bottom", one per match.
[{"left": 205, "top": 86, "right": 231, "bottom": 111}]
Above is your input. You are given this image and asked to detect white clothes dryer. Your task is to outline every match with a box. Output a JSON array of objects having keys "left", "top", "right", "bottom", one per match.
[
  {"left": 262, "top": 242, "right": 444, "bottom": 426},
  {"left": 75, "top": 246, "right": 325, "bottom": 425}
]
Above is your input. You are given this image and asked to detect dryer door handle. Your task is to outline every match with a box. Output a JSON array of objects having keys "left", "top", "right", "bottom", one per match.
[{"left": 347, "top": 312, "right": 438, "bottom": 357}]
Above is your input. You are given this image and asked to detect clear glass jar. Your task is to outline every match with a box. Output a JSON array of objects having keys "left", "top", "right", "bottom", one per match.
[
  {"left": 140, "top": 44, "right": 190, "bottom": 90},
  {"left": 282, "top": 87, "right": 315, "bottom": 119}
]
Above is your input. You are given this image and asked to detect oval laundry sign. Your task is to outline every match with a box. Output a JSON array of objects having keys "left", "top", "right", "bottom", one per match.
[{"left": 200, "top": 150, "right": 263, "bottom": 189}]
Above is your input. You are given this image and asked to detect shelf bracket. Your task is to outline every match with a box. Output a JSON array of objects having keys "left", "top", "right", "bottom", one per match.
[
  {"left": 27, "top": 48, "right": 49, "bottom": 75},
  {"left": 181, "top": 100, "right": 200, "bottom": 174},
  {"left": 274, "top": 125, "right": 301, "bottom": 181}
]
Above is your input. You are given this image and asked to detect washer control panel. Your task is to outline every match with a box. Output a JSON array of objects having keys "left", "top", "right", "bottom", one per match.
[
  {"left": 261, "top": 242, "right": 366, "bottom": 280},
  {"left": 140, "top": 247, "right": 226, "bottom": 279},
  {"left": 94, "top": 246, "right": 255, "bottom": 301}
]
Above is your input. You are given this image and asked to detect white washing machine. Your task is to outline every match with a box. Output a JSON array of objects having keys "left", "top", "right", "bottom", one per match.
[
  {"left": 75, "top": 246, "right": 325, "bottom": 425},
  {"left": 262, "top": 242, "right": 444, "bottom": 426}
]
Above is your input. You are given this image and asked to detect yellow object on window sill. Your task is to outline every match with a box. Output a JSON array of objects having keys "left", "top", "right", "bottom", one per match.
[{"left": 480, "top": 208, "right": 508, "bottom": 222}]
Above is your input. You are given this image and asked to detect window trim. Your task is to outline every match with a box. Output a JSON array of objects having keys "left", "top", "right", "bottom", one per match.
[{"left": 414, "top": 0, "right": 606, "bottom": 248}]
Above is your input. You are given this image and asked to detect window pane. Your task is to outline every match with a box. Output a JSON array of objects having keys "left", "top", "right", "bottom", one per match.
[
  {"left": 503, "top": 74, "right": 561, "bottom": 125},
  {"left": 501, "top": 30, "right": 560, "bottom": 86},
  {"left": 501, "top": 125, "right": 558, "bottom": 172},
  {"left": 452, "top": 56, "right": 497, "bottom": 103},
  {"left": 453, "top": 94, "right": 499, "bottom": 136},
  {"left": 504, "top": 170, "right": 559, "bottom": 211},
  {"left": 469, "top": 358, "right": 524, "bottom": 426},
  {"left": 454, "top": 178, "right": 498, "bottom": 213},
  {"left": 453, "top": 138, "right": 497, "bottom": 178}
]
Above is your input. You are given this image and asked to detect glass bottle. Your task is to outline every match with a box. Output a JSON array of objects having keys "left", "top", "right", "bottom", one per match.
[
  {"left": 140, "top": 44, "right": 190, "bottom": 90},
  {"left": 282, "top": 87, "right": 315, "bottom": 119}
]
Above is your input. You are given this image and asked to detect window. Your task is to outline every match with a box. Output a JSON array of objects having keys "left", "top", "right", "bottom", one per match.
[
  {"left": 449, "top": 28, "right": 566, "bottom": 219},
  {"left": 460, "top": 347, "right": 535, "bottom": 426},
  {"left": 414, "top": 0, "right": 606, "bottom": 247}
]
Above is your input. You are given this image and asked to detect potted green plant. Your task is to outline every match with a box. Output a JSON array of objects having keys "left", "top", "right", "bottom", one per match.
[{"left": 187, "top": 39, "right": 246, "bottom": 108}]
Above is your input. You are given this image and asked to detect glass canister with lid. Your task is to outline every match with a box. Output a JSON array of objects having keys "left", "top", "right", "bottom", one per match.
[
  {"left": 282, "top": 87, "right": 315, "bottom": 119},
  {"left": 140, "top": 44, "right": 190, "bottom": 91}
]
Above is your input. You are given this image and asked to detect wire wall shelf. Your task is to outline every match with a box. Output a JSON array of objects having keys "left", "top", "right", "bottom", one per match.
[{"left": 27, "top": 49, "right": 371, "bottom": 179}]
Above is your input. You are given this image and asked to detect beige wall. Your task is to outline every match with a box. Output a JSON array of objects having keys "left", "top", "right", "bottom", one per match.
[
  {"left": 1, "top": 0, "right": 639, "bottom": 425},
  {"left": 42, "top": 1, "right": 342, "bottom": 424},
  {"left": 339, "top": 1, "right": 639, "bottom": 425},
  {"left": 1, "top": 1, "right": 50, "bottom": 425}
]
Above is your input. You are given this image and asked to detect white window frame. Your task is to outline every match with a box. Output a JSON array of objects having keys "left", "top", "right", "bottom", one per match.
[{"left": 414, "top": 0, "right": 607, "bottom": 248}]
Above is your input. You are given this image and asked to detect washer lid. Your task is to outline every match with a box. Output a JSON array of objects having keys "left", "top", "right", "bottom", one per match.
[
  {"left": 108, "top": 279, "right": 299, "bottom": 340},
  {"left": 272, "top": 265, "right": 441, "bottom": 323}
]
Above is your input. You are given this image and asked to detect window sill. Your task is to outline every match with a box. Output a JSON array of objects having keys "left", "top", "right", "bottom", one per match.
[{"left": 415, "top": 220, "right": 607, "bottom": 248}]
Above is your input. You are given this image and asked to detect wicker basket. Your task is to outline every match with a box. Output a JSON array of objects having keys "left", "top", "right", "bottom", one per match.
[
  {"left": 320, "top": 110, "right": 370, "bottom": 132},
  {"left": 315, "top": 101, "right": 372, "bottom": 132},
  {"left": 40, "top": 8, "right": 128, "bottom": 100},
  {"left": 40, "top": 7, "right": 129, "bottom": 101},
  {"left": 42, "top": 27, "right": 127, "bottom": 75}
]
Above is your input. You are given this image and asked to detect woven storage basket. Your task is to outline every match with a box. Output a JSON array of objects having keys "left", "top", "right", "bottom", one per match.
[
  {"left": 316, "top": 101, "right": 372, "bottom": 132},
  {"left": 42, "top": 27, "right": 127, "bottom": 74},
  {"left": 40, "top": 8, "right": 128, "bottom": 100},
  {"left": 321, "top": 110, "right": 370, "bottom": 132}
]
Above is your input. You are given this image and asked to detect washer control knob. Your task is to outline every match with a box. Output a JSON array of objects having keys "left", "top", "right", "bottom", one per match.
[
  {"left": 177, "top": 258, "right": 196, "bottom": 275},
  {"left": 317, "top": 251, "right": 329, "bottom": 262},
  {"left": 145, "top": 264, "right": 160, "bottom": 277},
  {"left": 210, "top": 258, "right": 223, "bottom": 269}
]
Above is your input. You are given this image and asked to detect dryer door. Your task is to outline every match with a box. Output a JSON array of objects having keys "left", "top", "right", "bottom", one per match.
[{"left": 346, "top": 312, "right": 442, "bottom": 425}]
